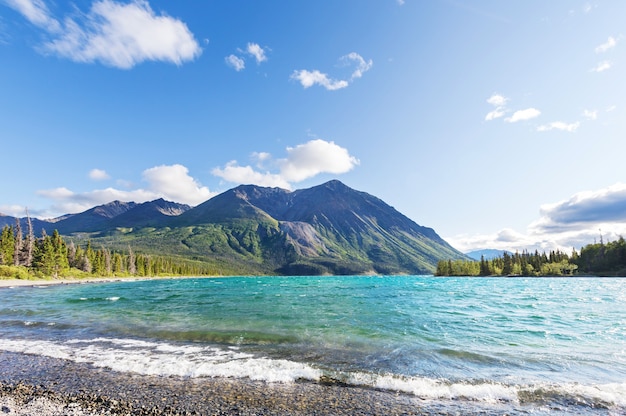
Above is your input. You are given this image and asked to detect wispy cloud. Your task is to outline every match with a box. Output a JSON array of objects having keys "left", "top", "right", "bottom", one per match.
[
  {"left": 486, "top": 94, "right": 508, "bottom": 107},
  {"left": 246, "top": 42, "right": 267, "bottom": 64},
  {"left": 582, "top": 109, "right": 598, "bottom": 120},
  {"left": 290, "top": 70, "right": 349, "bottom": 91},
  {"left": 595, "top": 36, "right": 617, "bottom": 53},
  {"left": 225, "top": 42, "right": 269, "bottom": 71},
  {"left": 291, "top": 52, "right": 373, "bottom": 91},
  {"left": 3, "top": 0, "right": 60, "bottom": 32},
  {"left": 5, "top": 0, "right": 201, "bottom": 69},
  {"left": 485, "top": 94, "right": 542, "bottom": 124},
  {"left": 505, "top": 108, "right": 541, "bottom": 123},
  {"left": 225, "top": 54, "right": 245, "bottom": 71},
  {"left": 591, "top": 60, "right": 612, "bottom": 72},
  {"left": 484, "top": 93, "right": 508, "bottom": 121},
  {"left": 537, "top": 121, "right": 580, "bottom": 133},
  {"left": 212, "top": 139, "right": 359, "bottom": 188}
]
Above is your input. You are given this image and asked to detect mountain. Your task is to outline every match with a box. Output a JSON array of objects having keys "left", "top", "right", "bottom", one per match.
[
  {"left": 108, "top": 199, "right": 191, "bottom": 229},
  {"left": 0, "top": 199, "right": 190, "bottom": 236},
  {"left": 52, "top": 201, "right": 138, "bottom": 234},
  {"left": 466, "top": 249, "right": 512, "bottom": 261},
  {"left": 161, "top": 180, "right": 467, "bottom": 275},
  {"left": 2, "top": 181, "right": 468, "bottom": 275},
  {"left": 0, "top": 213, "right": 52, "bottom": 236}
]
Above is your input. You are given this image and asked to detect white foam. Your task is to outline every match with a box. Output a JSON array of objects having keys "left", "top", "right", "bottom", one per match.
[
  {"left": 346, "top": 372, "right": 518, "bottom": 403},
  {"left": 0, "top": 338, "right": 320, "bottom": 383},
  {"left": 106, "top": 297, "right": 120, "bottom": 301},
  {"left": 0, "top": 338, "right": 625, "bottom": 408},
  {"left": 345, "top": 372, "right": 626, "bottom": 407}
]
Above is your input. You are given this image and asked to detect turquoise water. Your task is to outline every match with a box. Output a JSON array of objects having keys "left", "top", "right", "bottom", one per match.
[{"left": 1, "top": 276, "right": 625, "bottom": 413}]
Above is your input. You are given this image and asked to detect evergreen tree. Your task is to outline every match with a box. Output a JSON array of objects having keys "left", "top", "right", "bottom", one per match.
[
  {"left": 0, "top": 226, "right": 15, "bottom": 265},
  {"left": 479, "top": 255, "right": 490, "bottom": 276},
  {"left": 502, "top": 252, "right": 513, "bottom": 275}
]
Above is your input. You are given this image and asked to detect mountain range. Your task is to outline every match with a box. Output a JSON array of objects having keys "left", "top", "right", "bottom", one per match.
[
  {"left": 1, "top": 180, "right": 467, "bottom": 275},
  {"left": 465, "top": 249, "right": 513, "bottom": 261}
]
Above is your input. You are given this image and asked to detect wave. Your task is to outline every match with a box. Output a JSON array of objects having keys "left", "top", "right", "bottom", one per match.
[{"left": 0, "top": 337, "right": 624, "bottom": 411}]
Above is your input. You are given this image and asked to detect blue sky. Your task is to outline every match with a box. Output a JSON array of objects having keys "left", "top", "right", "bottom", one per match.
[{"left": 1, "top": 0, "right": 625, "bottom": 254}]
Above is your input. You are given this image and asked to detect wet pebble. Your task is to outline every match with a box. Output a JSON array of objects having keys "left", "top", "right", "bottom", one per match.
[{"left": 0, "top": 351, "right": 509, "bottom": 415}]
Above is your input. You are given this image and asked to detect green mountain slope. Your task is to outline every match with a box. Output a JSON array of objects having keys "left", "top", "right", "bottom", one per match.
[{"left": 81, "top": 180, "right": 467, "bottom": 275}]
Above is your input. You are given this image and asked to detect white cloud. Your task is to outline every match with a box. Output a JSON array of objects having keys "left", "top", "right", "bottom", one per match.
[
  {"left": 225, "top": 54, "right": 245, "bottom": 71},
  {"left": 89, "top": 168, "right": 110, "bottom": 180},
  {"left": 485, "top": 108, "right": 506, "bottom": 121},
  {"left": 505, "top": 108, "right": 541, "bottom": 123},
  {"left": 279, "top": 139, "right": 360, "bottom": 182},
  {"left": 213, "top": 139, "right": 359, "bottom": 189},
  {"left": 37, "top": 187, "right": 75, "bottom": 200},
  {"left": 448, "top": 183, "right": 626, "bottom": 254},
  {"left": 537, "top": 121, "right": 580, "bottom": 132},
  {"left": 35, "top": 164, "right": 214, "bottom": 216},
  {"left": 142, "top": 164, "right": 214, "bottom": 205},
  {"left": 595, "top": 36, "right": 617, "bottom": 53},
  {"left": 211, "top": 162, "right": 290, "bottom": 189},
  {"left": 582, "top": 109, "right": 598, "bottom": 120},
  {"left": 3, "top": 0, "right": 60, "bottom": 32},
  {"left": 591, "top": 60, "right": 612, "bottom": 72},
  {"left": 225, "top": 42, "right": 268, "bottom": 71},
  {"left": 341, "top": 52, "right": 373, "bottom": 80},
  {"left": 38, "top": 0, "right": 201, "bottom": 69},
  {"left": 486, "top": 94, "right": 508, "bottom": 107},
  {"left": 484, "top": 93, "right": 509, "bottom": 121},
  {"left": 246, "top": 42, "right": 267, "bottom": 64},
  {"left": 291, "top": 52, "right": 372, "bottom": 91},
  {"left": 291, "top": 70, "right": 349, "bottom": 91}
]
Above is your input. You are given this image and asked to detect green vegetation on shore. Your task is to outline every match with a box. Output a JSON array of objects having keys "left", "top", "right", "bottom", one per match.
[
  {"left": 0, "top": 223, "right": 219, "bottom": 280},
  {"left": 5, "top": 217, "right": 625, "bottom": 280},
  {"left": 436, "top": 237, "right": 626, "bottom": 277}
]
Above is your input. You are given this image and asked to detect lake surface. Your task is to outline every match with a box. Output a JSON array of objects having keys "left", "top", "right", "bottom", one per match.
[{"left": 1, "top": 276, "right": 625, "bottom": 414}]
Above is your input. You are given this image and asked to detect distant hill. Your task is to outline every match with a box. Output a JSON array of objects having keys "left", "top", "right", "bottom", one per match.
[
  {"left": 1, "top": 181, "right": 468, "bottom": 275},
  {"left": 466, "top": 249, "right": 512, "bottom": 261}
]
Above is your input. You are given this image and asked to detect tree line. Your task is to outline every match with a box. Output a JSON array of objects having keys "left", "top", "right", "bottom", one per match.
[
  {"left": 436, "top": 236, "right": 626, "bottom": 277},
  {"left": 0, "top": 220, "right": 219, "bottom": 279}
]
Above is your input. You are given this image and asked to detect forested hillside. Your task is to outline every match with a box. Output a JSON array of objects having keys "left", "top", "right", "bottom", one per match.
[
  {"left": 0, "top": 222, "right": 220, "bottom": 279},
  {"left": 436, "top": 237, "right": 626, "bottom": 277}
]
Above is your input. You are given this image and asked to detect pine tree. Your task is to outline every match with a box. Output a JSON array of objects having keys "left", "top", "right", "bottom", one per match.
[{"left": 0, "top": 226, "right": 15, "bottom": 265}]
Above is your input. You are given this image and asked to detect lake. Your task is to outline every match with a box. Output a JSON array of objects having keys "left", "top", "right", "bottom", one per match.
[{"left": 1, "top": 275, "right": 625, "bottom": 414}]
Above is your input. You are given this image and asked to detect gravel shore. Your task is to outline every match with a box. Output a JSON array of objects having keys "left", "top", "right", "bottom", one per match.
[{"left": 1, "top": 351, "right": 437, "bottom": 416}]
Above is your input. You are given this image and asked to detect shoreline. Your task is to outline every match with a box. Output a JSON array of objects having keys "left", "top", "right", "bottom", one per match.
[
  {"left": 0, "top": 351, "right": 440, "bottom": 416},
  {"left": 0, "top": 275, "right": 219, "bottom": 289}
]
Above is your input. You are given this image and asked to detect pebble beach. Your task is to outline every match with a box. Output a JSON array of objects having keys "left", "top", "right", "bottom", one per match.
[{"left": 0, "top": 351, "right": 440, "bottom": 416}]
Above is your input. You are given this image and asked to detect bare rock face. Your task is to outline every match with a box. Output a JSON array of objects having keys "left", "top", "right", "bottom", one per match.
[{"left": 279, "top": 221, "right": 329, "bottom": 257}]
